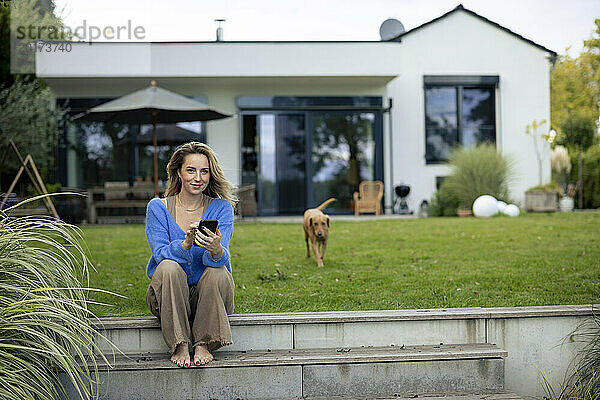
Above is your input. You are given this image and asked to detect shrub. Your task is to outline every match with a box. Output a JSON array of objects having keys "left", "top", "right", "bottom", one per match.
[
  {"left": 428, "top": 183, "right": 458, "bottom": 217},
  {"left": 566, "top": 145, "right": 600, "bottom": 208},
  {"left": 441, "top": 144, "right": 514, "bottom": 209},
  {"left": 0, "top": 195, "right": 117, "bottom": 399},
  {"left": 575, "top": 145, "right": 600, "bottom": 208},
  {"left": 557, "top": 113, "right": 598, "bottom": 208}
]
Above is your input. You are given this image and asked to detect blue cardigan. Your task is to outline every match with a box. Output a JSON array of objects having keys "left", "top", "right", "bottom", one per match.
[{"left": 145, "top": 197, "right": 234, "bottom": 285}]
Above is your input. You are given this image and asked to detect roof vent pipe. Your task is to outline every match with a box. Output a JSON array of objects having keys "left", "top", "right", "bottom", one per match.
[{"left": 215, "top": 19, "right": 225, "bottom": 41}]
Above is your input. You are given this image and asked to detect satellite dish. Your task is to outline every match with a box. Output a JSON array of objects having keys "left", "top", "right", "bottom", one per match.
[{"left": 379, "top": 18, "right": 405, "bottom": 41}]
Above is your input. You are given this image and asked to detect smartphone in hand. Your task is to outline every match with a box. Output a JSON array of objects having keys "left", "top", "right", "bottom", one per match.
[{"left": 197, "top": 220, "right": 218, "bottom": 234}]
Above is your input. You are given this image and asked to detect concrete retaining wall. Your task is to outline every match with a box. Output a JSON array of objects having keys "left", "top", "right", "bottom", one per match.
[{"left": 95, "top": 305, "right": 597, "bottom": 397}]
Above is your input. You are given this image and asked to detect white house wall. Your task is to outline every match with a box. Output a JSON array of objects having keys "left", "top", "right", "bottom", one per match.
[{"left": 388, "top": 10, "right": 552, "bottom": 211}]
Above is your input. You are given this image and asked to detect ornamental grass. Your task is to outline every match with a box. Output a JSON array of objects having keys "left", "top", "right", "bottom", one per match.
[
  {"left": 0, "top": 195, "right": 118, "bottom": 400},
  {"left": 443, "top": 143, "right": 514, "bottom": 209}
]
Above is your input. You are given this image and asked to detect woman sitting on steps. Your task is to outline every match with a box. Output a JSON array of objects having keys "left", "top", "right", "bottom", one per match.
[{"left": 144, "top": 142, "right": 236, "bottom": 367}]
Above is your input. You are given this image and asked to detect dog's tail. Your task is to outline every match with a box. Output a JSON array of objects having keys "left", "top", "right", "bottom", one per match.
[{"left": 316, "top": 198, "right": 336, "bottom": 211}]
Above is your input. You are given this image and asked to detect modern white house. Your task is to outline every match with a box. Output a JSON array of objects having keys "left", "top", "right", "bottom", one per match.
[{"left": 37, "top": 5, "right": 556, "bottom": 215}]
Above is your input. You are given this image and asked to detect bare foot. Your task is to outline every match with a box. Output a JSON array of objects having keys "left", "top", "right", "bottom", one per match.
[
  {"left": 193, "top": 344, "right": 214, "bottom": 365},
  {"left": 170, "top": 342, "right": 190, "bottom": 368}
]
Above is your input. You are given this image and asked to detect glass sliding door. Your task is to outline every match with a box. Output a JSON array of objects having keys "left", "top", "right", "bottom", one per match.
[
  {"left": 256, "top": 113, "right": 306, "bottom": 215},
  {"left": 275, "top": 114, "right": 306, "bottom": 214},
  {"left": 238, "top": 96, "right": 383, "bottom": 216}
]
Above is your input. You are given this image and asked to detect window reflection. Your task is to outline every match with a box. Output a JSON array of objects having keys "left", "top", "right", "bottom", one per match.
[
  {"left": 312, "top": 112, "right": 375, "bottom": 210},
  {"left": 425, "top": 85, "right": 495, "bottom": 163},
  {"left": 462, "top": 88, "right": 495, "bottom": 147},
  {"left": 68, "top": 121, "right": 133, "bottom": 187},
  {"left": 425, "top": 87, "right": 458, "bottom": 162},
  {"left": 259, "top": 114, "right": 276, "bottom": 214}
]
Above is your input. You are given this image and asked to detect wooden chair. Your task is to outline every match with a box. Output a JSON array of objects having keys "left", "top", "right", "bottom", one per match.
[
  {"left": 353, "top": 181, "right": 384, "bottom": 216},
  {"left": 234, "top": 184, "right": 257, "bottom": 218}
]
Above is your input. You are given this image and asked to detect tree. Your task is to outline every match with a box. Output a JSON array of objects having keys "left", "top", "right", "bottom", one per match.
[
  {"left": 556, "top": 113, "right": 597, "bottom": 208},
  {"left": 0, "top": 0, "right": 68, "bottom": 187},
  {"left": 0, "top": 78, "right": 66, "bottom": 184},
  {"left": 551, "top": 18, "right": 600, "bottom": 133},
  {"left": 1, "top": 0, "right": 65, "bottom": 84},
  {"left": 551, "top": 52, "right": 597, "bottom": 132},
  {"left": 582, "top": 18, "right": 600, "bottom": 118}
]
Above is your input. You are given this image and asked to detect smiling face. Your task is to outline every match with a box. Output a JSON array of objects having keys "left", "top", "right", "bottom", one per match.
[{"left": 178, "top": 153, "right": 210, "bottom": 196}]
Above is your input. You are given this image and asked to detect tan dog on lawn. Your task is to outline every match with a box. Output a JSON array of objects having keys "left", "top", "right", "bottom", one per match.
[{"left": 303, "top": 198, "right": 336, "bottom": 267}]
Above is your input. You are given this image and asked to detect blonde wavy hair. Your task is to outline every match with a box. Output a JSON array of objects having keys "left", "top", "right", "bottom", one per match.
[{"left": 164, "top": 142, "right": 237, "bottom": 206}]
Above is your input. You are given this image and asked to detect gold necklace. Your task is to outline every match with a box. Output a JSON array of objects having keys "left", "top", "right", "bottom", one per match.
[{"left": 177, "top": 193, "right": 204, "bottom": 212}]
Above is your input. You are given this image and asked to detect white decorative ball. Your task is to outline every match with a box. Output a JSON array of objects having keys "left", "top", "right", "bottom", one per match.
[
  {"left": 472, "top": 195, "right": 498, "bottom": 218},
  {"left": 496, "top": 201, "right": 507, "bottom": 213},
  {"left": 504, "top": 204, "right": 520, "bottom": 217}
]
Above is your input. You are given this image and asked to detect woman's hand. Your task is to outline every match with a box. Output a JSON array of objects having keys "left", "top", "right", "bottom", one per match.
[
  {"left": 195, "top": 226, "right": 223, "bottom": 259},
  {"left": 182, "top": 222, "right": 199, "bottom": 250}
]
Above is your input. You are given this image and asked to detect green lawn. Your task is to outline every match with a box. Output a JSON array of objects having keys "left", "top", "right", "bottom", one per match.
[{"left": 81, "top": 213, "right": 600, "bottom": 317}]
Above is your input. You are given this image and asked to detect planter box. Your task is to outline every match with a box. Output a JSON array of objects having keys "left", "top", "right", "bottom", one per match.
[
  {"left": 524, "top": 190, "right": 558, "bottom": 212},
  {"left": 457, "top": 209, "right": 473, "bottom": 217}
]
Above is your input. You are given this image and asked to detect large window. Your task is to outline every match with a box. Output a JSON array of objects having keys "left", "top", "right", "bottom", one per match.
[{"left": 424, "top": 76, "right": 497, "bottom": 163}]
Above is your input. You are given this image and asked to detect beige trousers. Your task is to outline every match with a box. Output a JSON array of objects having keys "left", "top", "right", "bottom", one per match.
[{"left": 145, "top": 259, "right": 235, "bottom": 353}]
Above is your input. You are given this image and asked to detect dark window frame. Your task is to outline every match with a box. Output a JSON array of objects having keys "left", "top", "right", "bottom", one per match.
[{"left": 424, "top": 76, "right": 498, "bottom": 164}]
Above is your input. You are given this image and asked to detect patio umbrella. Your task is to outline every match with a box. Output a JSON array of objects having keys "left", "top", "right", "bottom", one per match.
[
  {"left": 74, "top": 80, "right": 231, "bottom": 195},
  {"left": 115, "top": 124, "right": 205, "bottom": 146}
]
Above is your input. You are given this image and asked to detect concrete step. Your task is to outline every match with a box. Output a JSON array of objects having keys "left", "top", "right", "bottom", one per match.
[
  {"left": 62, "top": 344, "right": 506, "bottom": 399},
  {"left": 98, "top": 343, "right": 507, "bottom": 370},
  {"left": 278, "top": 392, "right": 523, "bottom": 399},
  {"left": 92, "top": 308, "right": 490, "bottom": 354},
  {"left": 278, "top": 393, "right": 523, "bottom": 400},
  {"left": 93, "top": 306, "right": 593, "bottom": 355}
]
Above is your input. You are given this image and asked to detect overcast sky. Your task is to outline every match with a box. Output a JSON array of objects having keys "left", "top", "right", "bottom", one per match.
[{"left": 53, "top": 0, "right": 599, "bottom": 56}]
